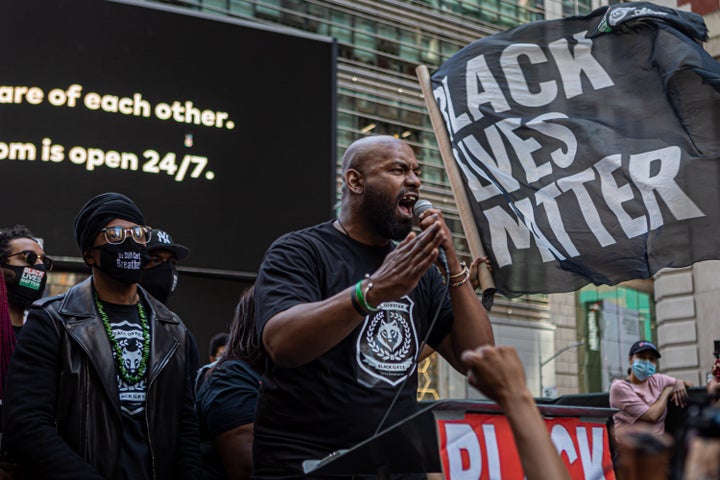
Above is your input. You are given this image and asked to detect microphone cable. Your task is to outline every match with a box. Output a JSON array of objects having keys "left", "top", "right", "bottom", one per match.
[{"left": 372, "top": 267, "right": 450, "bottom": 436}]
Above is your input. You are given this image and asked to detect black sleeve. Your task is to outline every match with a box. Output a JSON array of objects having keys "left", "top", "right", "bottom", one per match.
[
  {"left": 254, "top": 233, "right": 322, "bottom": 345},
  {"left": 198, "top": 363, "right": 259, "bottom": 439},
  {"left": 2, "top": 308, "right": 104, "bottom": 479},
  {"left": 176, "top": 330, "right": 202, "bottom": 480}
]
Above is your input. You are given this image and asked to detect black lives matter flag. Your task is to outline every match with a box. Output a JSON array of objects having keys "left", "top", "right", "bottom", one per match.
[{"left": 430, "top": 2, "right": 720, "bottom": 297}]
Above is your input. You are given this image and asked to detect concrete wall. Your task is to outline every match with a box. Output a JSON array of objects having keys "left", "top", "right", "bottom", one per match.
[
  {"left": 654, "top": 261, "right": 720, "bottom": 385},
  {"left": 549, "top": 292, "right": 582, "bottom": 396},
  {"left": 544, "top": 0, "right": 564, "bottom": 20},
  {"left": 705, "top": 10, "right": 720, "bottom": 58}
]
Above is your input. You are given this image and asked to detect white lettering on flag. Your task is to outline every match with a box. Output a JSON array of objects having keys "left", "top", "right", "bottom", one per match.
[{"left": 430, "top": 3, "right": 719, "bottom": 295}]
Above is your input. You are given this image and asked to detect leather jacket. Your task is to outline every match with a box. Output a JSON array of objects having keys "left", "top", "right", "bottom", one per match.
[{"left": 2, "top": 278, "right": 201, "bottom": 479}]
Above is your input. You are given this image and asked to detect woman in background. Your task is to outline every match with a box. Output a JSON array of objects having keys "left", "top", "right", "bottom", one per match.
[
  {"left": 610, "top": 340, "right": 690, "bottom": 442},
  {"left": 196, "top": 286, "right": 263, "bottom": 480}
]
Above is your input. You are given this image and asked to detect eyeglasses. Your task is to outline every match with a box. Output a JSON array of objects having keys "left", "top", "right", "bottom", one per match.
[
  {"left": 101, "top": 226, "right": 153, "bottom": 245},
  {"left": 6, "top": 250, "right": 55, "bottom": 271}
]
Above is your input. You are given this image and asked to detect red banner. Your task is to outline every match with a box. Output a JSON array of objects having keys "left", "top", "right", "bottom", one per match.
[{"left": 437, "top": 414, "right": 616, "bottom": 479}]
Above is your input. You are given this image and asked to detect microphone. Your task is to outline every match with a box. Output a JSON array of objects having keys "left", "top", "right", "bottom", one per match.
[{"left": 413, "top": 199, "right": 449, "bottom": 276}]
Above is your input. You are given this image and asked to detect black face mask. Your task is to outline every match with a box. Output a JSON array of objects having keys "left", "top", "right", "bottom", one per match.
[
  {"left": 140, "top": 261, "right": 178, "bottom": 304},
  {"left": 3, "top": 264, "right": 47, "bottom": 309},
  {"left": 94, "top": 241, "right": 149, "bottom": 285}
]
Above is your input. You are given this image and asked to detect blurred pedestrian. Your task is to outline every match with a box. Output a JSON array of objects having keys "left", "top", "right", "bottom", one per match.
[{"left": 208, "top": 332, "right": 229, "bottom": 363}]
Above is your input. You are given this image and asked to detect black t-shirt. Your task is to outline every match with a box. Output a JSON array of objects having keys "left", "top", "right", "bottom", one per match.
[
  {"left": 100, "top": 300, "right": 152, "bottom": 480},
  {"left": 253, "top": 221, "right": 453, "bottom": 478},
  {"left": 195, "top": 359, "right": 262, "bottom": 479}
]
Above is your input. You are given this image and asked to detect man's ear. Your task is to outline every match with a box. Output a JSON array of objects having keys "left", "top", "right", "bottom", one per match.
[
  {"left": 83, "top": 249, "right": 96, "bottom": 267},
  {"left": 345, "top": 168, "right": 364, "bottom": 194}
]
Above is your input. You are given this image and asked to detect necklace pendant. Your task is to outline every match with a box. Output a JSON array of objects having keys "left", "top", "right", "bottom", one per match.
[{"left": 94, "top": 292, "right": 151, "bottom": 386}]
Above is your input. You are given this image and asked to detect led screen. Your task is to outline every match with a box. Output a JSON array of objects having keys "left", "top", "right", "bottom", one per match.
[{"left": 0, "top": 0, "right": 336, "bottom": 273}]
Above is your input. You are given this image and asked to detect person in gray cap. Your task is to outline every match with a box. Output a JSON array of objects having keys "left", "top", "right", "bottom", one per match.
[
  {"left": 609, "top": 340, "right": 692, "bottom": 443},
  {"left": 2, "top": 192, "right": 201, "bottom": 480},
  {"left": 140, "top": 228, "right": 190, "bottom": 305}
]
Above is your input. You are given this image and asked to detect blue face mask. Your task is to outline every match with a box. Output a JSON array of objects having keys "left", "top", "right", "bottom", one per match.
[{"left": 632, "top": 359, "right": 657, "bottom": 381}]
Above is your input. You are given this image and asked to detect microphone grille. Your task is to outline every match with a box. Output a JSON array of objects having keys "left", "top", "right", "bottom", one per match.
[{"left": 412, "top": 199, "right": 433, "bottom": 219}]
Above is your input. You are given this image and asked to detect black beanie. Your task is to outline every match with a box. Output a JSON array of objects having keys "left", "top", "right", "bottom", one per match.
[{"left": 73, "top": 192, "right": 145, "bottom": 252}]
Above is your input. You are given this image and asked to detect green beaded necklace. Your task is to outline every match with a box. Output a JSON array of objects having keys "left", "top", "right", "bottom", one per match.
[{"left": 94, "top": 292, "right": 150, "bottom": 385}]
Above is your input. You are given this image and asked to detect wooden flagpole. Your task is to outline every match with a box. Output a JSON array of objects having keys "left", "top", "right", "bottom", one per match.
[{"left": 415, "top": 65, "right": 496, "bottom": 295}]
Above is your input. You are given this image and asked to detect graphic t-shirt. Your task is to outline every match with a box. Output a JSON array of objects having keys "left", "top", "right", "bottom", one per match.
[
  {"left": 609, "top": 373, "right": 676, "bottom": 439},
  {"left": 196, "top": 359, "right": 262, "bottom": 479},
  {"left": 253, "top": 221, "right": 454, "bottom": 477},
  {"left": 101, "top": 300, "right": 152, "bottom": 480}
]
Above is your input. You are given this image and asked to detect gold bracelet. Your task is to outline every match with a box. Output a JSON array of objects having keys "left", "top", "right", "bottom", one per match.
[
  {"left": 450, "top": 265, "right": 470, "bottom": 288},
  {"left": 448, "top": 261, "right": 468, "bottom": 280}
]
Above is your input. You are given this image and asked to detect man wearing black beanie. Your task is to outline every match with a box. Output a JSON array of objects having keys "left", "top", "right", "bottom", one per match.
[{"left": 2, "top": 192, "right": 201, "bottom": 479}]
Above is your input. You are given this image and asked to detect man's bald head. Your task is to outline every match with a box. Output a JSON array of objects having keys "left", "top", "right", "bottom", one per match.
[
  {"left": 338, "top": 135, "right": 420, "bottom": 241},
  {"left": 341, "top": 135, "right": 407, "bottom": 176}
]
